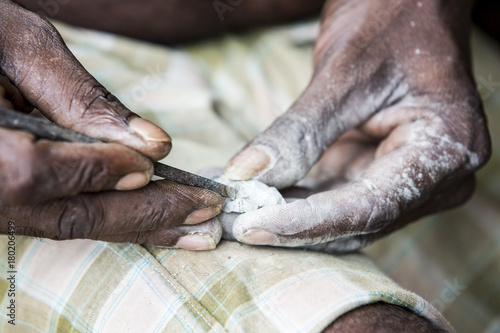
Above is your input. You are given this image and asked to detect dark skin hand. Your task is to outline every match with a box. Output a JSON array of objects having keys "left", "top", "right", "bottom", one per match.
[
  {"left": 224, "top": 0, "right": 491, "bottom": 251},
  {"left": 2, "top": 0, "right": 490, "bottom": 330},
  {"left": 0, "top": 0, "right": 225, "bottom": 249},
  {"left": 23, "top": 0, "right": 491, "bottom": 253}
]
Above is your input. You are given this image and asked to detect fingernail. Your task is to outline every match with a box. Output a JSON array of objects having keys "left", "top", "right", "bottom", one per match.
[
  {"left": 225, "top": 147, "right": 271, "bottom": 181},
  {"left": 129, "top": 117, "right": 171, "bottom": 143},
  {"left": 184, "top": 206, "right": 221, "bottom": 225},
  {"left": 176, "top": 234, "right": 216, "bottom": 250},
  {"left": 115, "top": 172, "right": 149, "bottom": 190},
  {"left": 237, "top": 229, "right": 276, "bottom": 245}
]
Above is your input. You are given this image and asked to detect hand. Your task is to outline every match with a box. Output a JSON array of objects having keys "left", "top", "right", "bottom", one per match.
[
  {"left": 224, "top": 0, "right": 491, "bottom": 252},
  {"left": 0, "top": 0, "right": 223, "bottom": 249}
]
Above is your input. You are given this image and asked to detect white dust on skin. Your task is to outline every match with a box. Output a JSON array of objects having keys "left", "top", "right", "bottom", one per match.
[
  {"left": 218, "top": 0, "right": 484, "bottom": 252},
  {"left": 226, "top": 111, "right": 482, "bottom": 252},
  {"left": 214, "top": 175, "right": 286, "bottom": 213},
  {"left": 362, "top": 118, "right": 480, "bottom": 223}
]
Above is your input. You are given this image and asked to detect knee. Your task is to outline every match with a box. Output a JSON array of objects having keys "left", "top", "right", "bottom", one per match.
[{"left": 322, "top": 302, "right": 448, "bottom": 333}]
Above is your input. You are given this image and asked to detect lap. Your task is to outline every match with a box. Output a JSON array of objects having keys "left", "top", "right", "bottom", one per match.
[{"left": 0, "top": 236, "right": 451, "bottom": 332}]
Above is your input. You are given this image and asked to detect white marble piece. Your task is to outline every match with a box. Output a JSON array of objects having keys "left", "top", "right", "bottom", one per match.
[{"left": 213, "top": 175, "right": 286, "bottom": 213}]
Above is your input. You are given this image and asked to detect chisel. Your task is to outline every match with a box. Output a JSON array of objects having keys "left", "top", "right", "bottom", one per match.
[{"left": 0, "top": 106, "right": 236, "bottom": 199}]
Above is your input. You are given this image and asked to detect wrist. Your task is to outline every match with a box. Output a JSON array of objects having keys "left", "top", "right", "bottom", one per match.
[{"left": 315, "top": 0, "right": 473, "bottom": 64}]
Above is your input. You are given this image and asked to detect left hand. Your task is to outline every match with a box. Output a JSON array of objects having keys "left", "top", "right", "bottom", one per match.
[
  {"left": 223, "top": 0, "right": 491, "bottom": 252},
  {"left": 0, "top": 1, "right": 224, "bottom": 249}
]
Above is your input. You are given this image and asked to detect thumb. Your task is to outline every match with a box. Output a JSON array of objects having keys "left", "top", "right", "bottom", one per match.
[
  {"left": 224, "top": 57, "right": 404, "bottom": 188},
  {"left": 224, "top": 77, "right": 346, "bottom": 188},
  {"left": 0, "top": 4, "right": 170, "bottom": 160}
]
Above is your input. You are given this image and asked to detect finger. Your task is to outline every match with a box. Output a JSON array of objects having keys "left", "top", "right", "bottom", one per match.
[
  {"left": 300, "top": 175, "right": 476, "bottom": 254},
  {"left": 217, "top": 192, "right": 314, "bottom": 243},
  {"left": 233, "top": 175, "right": 473, "bottom": 248},
  {"left": 224, "top": 80, "right": 338, "bottom": 189},
  {"left": 218, "top": 212, "right": 240, "bottom": 241},
  {"left": 224, "top": 55, "right": 404, "bottom": 188},
  {"left": 232, "top": 116, "right": 483, "bottom": 247},
  {"left": 233, "top": 182, "right": 377, "bottom": 247},
  {"left": 0, "top": 128, "right": 154, "bottom": 204},
  {"left": 301, "top": 130, "right": 377, "bottom": 190},
  {"left": 1, "top": 180, "right": 224, "bottom": 240},
  {"left": 0, "top": 4, "right": 170, "bottom": 160},
  {"left": 96, "top": 219, "right": 223, "bottom": 250}
]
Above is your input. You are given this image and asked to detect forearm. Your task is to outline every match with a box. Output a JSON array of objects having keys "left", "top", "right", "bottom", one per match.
[
  {"left": 16, "top": 0, "right": 325, "bottom": 44},
  {"left": 315, "top": 0, "right": 475, "bottom": 64}
]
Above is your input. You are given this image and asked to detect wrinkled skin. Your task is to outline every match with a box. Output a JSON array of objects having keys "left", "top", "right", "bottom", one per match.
[
  {"left": 2, "top": 0, "right": 492, "bottom": 250},
  {"left": 0, "top": 0, "right": 224, "bottom": 249},
  {"left": 224, "top": 0, "right": 491, "bottom": 252},
  {"left": 16, "top": 0, "right": 491, "bottom": 255},
  {"left": 0, "top": 0, "right": 488, "bottom": 331}
]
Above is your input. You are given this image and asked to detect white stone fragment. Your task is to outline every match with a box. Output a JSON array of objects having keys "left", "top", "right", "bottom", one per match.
[{"left": 213, "top": 175, "right": 286, "bottom": 213}]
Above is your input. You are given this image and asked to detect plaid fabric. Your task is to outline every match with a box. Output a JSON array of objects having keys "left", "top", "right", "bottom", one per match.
[
  {"left": 1, "top": 19, "right": 497, "bottom": 332},
  {"left": 0, "top": 238, "right": 452, "bottom": 332}
]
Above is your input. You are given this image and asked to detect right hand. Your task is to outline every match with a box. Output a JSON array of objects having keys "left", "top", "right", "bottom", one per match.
[{"left": 0, "top": 0, "right": 223, "bottom": 250}]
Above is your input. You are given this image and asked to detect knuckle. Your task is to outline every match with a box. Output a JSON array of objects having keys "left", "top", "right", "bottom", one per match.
[
  {"left": 69, "top": 83, "right": 127, "bottom": 130},
  {"left": 14, "top": 9, "right": 60, "bottom": 45},
  {"left": 455, "top": 117, "right": 491, "bottom": 171},
  {"left": 472, "top": 123, "right": 492, "bottom": 169},
  {"left": 133, "top": 184, "right": 201, "bottom": 230},
  {"left": 133, "top": 205, "right": 177, "bottom": 231},
  {"left": 433, "top": 111, "right": 490, "bottom": 173},
  {"left": 74, "top": 84, "right": 116, "bottom": 117},
  {"left": 455, "top": 94, "right": 492, "bottom": 169},
  {"left": 79, "top": 159, "right": 110, "bottom": 190},
  {"left": 51, "top": 196, "right": 105, "bottom": 239},
  {"left": 449, "top": 91, "right": 492, "bottom": 169},
  {"left": 53, "top": 143, "right": 111, "bottom": 192},
  {"left": 74, "top": 83, "right": 107, "bottom": 112}
]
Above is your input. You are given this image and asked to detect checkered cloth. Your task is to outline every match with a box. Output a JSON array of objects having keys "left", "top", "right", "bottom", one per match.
[
  {"left": 2, "top": 19, "right": 497, "bottom": 332},
  {"left": 0, "top": 238, "right": 451, "bottom": 332}
]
